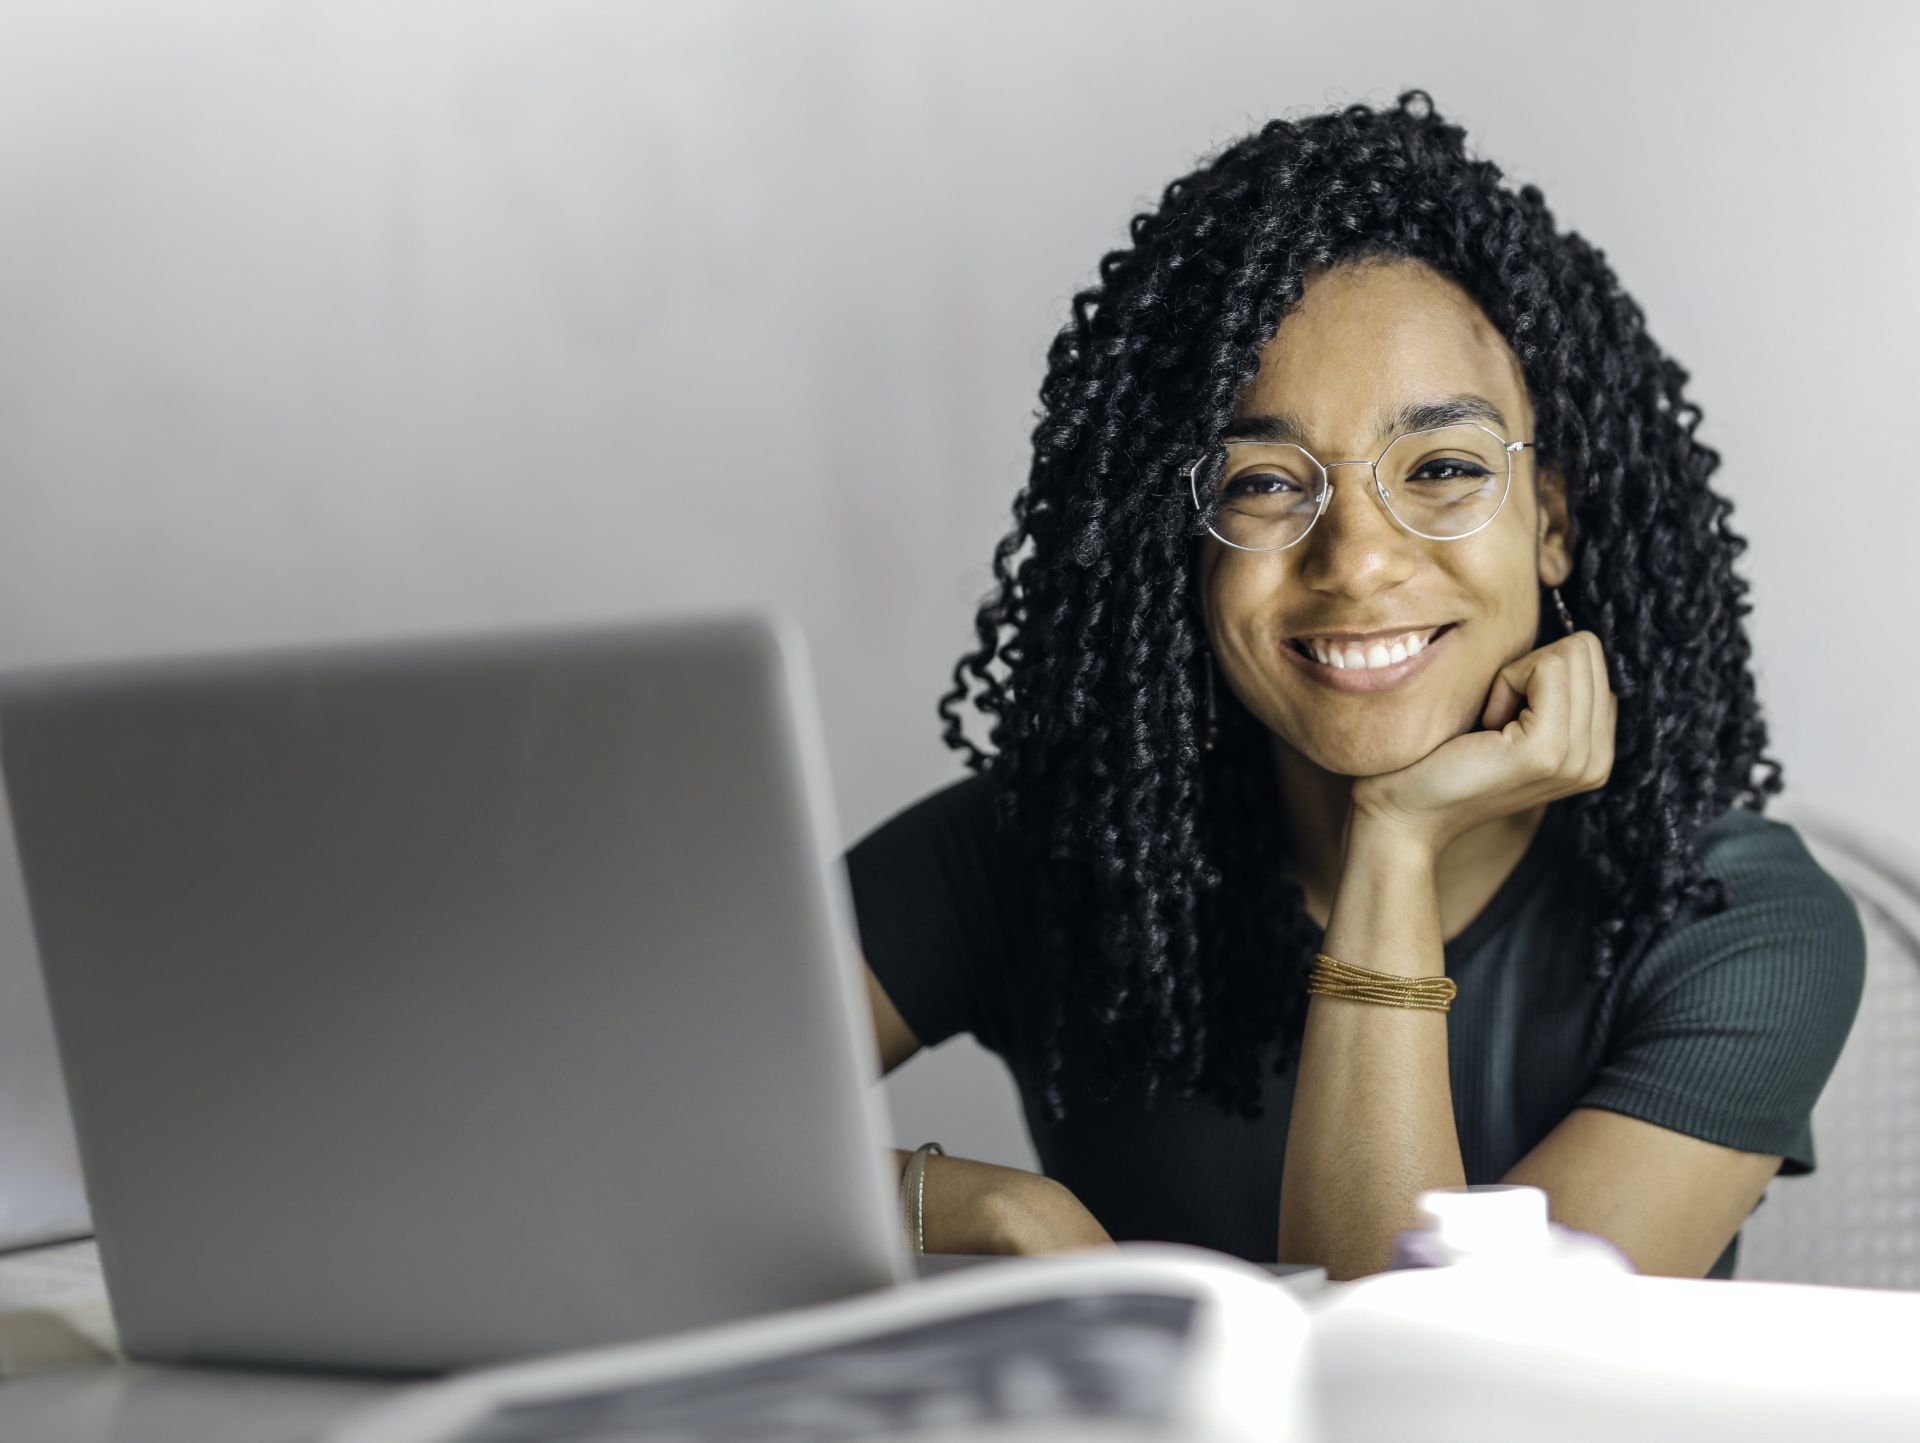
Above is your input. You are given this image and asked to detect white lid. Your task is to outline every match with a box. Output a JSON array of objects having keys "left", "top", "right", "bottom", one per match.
[{"left": 1417, "top": 1184, "right": 1550, "bottom": 1262}]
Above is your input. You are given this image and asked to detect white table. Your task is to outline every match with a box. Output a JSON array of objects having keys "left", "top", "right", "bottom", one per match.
[
  {"left": 0, "top": 1361, "right": 398, "bottom": 1443},
  {"left": 0, "top": 1240, "right": 402, "bottom": 1442}
]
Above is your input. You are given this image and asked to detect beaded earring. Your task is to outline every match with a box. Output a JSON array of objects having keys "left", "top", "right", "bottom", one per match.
[{"left": 1550, "top": 585, "right": 1576, "bottom": 636}]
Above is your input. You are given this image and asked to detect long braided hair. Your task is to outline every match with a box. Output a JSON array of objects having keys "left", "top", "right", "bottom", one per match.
[{"left": 937, "top": 90, "right": 1780, "bottom": 1123}]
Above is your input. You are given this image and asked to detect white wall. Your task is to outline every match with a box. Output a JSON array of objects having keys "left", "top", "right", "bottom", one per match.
[{"left": 3, "top": 0, "right": 1914, "bottom": 1173}]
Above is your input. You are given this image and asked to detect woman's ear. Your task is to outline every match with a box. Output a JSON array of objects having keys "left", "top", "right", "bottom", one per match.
[{"left": 1535, "top": 465, "right": 1574, "bottom": 589}]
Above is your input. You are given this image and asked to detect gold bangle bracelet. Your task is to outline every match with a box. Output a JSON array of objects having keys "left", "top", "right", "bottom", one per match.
[{"left": 1307, "top": 951, "right": 1457, "bottom": 1013}]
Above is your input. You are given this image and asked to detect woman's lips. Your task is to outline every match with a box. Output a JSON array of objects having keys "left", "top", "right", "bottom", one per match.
[{"left": 1282, "top": 623, "right": 1456, "bottom": 693}]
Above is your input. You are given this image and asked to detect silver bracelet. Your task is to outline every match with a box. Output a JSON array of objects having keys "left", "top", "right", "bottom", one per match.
[{"left": 900, "top": 1141, "right": 945, "bottom": 1255}]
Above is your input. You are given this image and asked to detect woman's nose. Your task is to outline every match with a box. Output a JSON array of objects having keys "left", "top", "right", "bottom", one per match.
[{"left": 1295, "top": 467, "right": 1420, "bottom": 595}]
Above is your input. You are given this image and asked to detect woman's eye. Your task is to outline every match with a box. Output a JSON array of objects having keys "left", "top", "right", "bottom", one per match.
[
  {"left": 1222, "top": 471, "right": 1303, "bottom": 498},
  {"left": 1409, "top": 459, "right": 1489, "bottom": 485}
]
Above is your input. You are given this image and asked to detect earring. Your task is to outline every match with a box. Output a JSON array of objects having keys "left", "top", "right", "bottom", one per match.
[
  {"left": 1203, "top": 650, "right": 1218, "bottom": 753},
  {"left": 1550, "top": 585, "right": 1576, "bottom": 636}
]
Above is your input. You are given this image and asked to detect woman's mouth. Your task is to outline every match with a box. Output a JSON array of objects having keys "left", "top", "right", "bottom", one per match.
[{"left": 1283, "top": 623, "right": 1458, "bottom": 692}]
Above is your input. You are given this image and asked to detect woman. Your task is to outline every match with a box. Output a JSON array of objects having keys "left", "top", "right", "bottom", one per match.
[{"left": 842, "top": 90, "right": 1864, "bottom": 1281}]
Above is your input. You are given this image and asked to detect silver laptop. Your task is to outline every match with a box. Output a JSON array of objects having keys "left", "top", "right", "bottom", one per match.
[
  {"left": 0, "top": 612, "right": 908, "bottom": 1372},
  {"left": 0, "top": 780, "right": 90, "bottom": 1254}
]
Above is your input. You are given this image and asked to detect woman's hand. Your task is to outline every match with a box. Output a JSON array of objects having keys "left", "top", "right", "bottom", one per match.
[
  {"left": 893, "top": 1151, "right": 1116, "bottom": 1255},
  {"left": 1348, "top": 630, "right": 1617, "bottom": 855}
]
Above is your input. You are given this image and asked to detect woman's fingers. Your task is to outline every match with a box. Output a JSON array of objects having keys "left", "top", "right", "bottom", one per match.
[
  {"left": 1484, "top": 635, "right": 1614, "bottom": 796},
  {"left": 1481, "top": 666, "right": 1525, "bottom": 732},
  {"left": 1482, "top": 650, "right": 1552, "bottom": 734},
  {"left": 1545, "top": 632, "right": 1613, "bottom": 794},
  {"left": 1562, "top": 636, "right": 1593, "bottom": 782},
  {"left": 1491, "top": 647, "right": 1568, "bottom": 772},
  {"left": 1584, "top": 633, "right": 1617, "bottom": 789}
]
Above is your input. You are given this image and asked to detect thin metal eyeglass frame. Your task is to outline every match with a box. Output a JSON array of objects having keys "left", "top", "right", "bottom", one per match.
[{"left": 1187, "top": 422, "right": 1537, "bottom": 553}]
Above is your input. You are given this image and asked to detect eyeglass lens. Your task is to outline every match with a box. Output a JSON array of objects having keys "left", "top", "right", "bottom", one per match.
[{"left": 1200, "top": 424, "right": 1513, "bottom": 549}]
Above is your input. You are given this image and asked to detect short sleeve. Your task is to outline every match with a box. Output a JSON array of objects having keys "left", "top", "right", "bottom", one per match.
[
  {"left": 1578, "top": 807, "right": 1867, "bottom": 1174},
  {"left": 839, "top": 771, "right": 1027, "bottom": 1058}
]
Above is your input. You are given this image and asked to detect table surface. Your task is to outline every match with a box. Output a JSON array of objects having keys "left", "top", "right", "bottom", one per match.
[
  {"left": 0, "top": 1361, "right": 399, "bottom": 1443},
  {"left": 1, "top": 1238, "right": 398, "bottom": 1440}
]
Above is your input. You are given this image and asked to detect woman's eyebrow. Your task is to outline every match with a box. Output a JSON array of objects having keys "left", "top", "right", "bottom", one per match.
[{"left": 1224, "top": 394, "right": 1511, "bottom": 445}]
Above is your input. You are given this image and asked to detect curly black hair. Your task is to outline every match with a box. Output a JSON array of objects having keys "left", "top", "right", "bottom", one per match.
[{"left": 935, "top": 89, "right": 1782, "bottom": 1124}]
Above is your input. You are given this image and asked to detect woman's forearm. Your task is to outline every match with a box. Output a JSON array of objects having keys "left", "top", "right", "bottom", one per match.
[
  {"left": 1276, "top": 819, "right": 1465, "bottom": 1278},
  {"left": 889, "top": 1150, "right": 1115, "bottom": 1255}
]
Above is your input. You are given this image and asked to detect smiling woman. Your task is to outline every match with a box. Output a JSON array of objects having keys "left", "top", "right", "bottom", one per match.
[{"left": 841, "top": 90, "right": 1866, "bottom": 1281}]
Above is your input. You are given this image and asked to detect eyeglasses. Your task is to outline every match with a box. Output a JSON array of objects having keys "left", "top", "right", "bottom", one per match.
[{"left": 1187, "top": 422, "right": 1535, "bottom": 553}]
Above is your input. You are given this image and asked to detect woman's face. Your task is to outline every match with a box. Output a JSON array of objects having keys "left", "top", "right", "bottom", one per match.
[{"left": 1197, "top": 256, "right": 1573, "bottom": 778}]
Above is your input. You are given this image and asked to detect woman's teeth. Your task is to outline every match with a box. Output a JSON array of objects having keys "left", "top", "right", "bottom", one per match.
[{"left": 1298, "top": 627, "right": 1439, "bottom": 670}]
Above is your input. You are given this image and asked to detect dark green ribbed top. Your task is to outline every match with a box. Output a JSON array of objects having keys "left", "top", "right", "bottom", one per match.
[{"left": 843, "top": 772, "right": 1866, "bottom": 1279}]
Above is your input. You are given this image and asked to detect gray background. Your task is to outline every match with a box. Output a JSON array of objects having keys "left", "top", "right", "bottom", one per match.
[{"left": 3, "top": 1, "right": 1914, "bottom": 1173}]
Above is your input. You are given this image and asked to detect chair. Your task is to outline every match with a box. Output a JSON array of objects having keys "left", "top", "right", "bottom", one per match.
[{"left": 1735, "top": 804, "right": 1920, "bottom": 1288}]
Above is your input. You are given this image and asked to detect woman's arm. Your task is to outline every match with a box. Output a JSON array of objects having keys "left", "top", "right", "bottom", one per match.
[
  {"left": 888, "top": 1148, "right": 1116, "bottom": 1255},
  {"left": 866, "top": 959, "right": 1114, "bottom": 1254},
  {"left": 1276, "top": 822, "right": 1463, "bottom": 1277},
  {"left": 1278, "top": 634, "right": 1613, "bottom": 1279},
  {"left": 865, "top": 961, "right": 924, "bottom": 1076},
  {"left": 1279, "top": 838, "right": 1800, "bottom": 1280},
  {"left": 1501, "top": 1108, "right": 1782, "bottom": 1276}
]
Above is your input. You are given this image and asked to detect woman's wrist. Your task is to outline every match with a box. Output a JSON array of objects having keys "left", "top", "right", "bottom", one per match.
[
  {"left": 1342, "top": 808, "right": 1444, "bottom": 879},
  {"left": 905, "top": 1153, "right": 1112, "bottom": 1255},
  {"left": 1323, "top": 812, "right": 1447, "bottom": 981}
]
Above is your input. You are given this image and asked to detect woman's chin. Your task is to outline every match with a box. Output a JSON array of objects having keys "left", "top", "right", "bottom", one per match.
[
  {"left": 1297, "top": 732, "right": 1439, "bottom": 779},
  {"left": 1265, "top": 700, "right": 1480, "bottom": 780}
]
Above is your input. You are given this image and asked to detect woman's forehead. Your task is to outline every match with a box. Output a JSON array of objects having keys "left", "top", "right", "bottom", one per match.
[{"left": 1235, "top": 260, "right": 1530, "bottom": 450}]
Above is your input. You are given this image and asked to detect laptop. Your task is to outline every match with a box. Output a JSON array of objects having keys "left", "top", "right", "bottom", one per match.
[
  {"left": 0, "top": 780, "right": 90, "bottom": 1254},
  {"left": 0, "top": 612, "right": 909, "bottom": 1372}
]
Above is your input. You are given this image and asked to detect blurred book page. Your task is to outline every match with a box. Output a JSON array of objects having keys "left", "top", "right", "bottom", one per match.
[{"left": 448, "top": 1293, "right": 1197, "bottom": 1443}]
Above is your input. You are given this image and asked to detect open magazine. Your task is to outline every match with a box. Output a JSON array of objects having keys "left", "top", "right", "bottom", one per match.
[{"left": 316, "top": 1244, "right": 1317, "bottom": 1443}]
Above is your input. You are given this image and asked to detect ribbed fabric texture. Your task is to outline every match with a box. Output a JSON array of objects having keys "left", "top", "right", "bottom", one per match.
[{"left": 843, "top": 772, "right": 1866, "bottom": 1280}]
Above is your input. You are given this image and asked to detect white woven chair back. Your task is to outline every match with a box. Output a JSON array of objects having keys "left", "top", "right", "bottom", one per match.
[{"left": 1736, "top": 807, "right": 1920, "bottom": 1288}]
